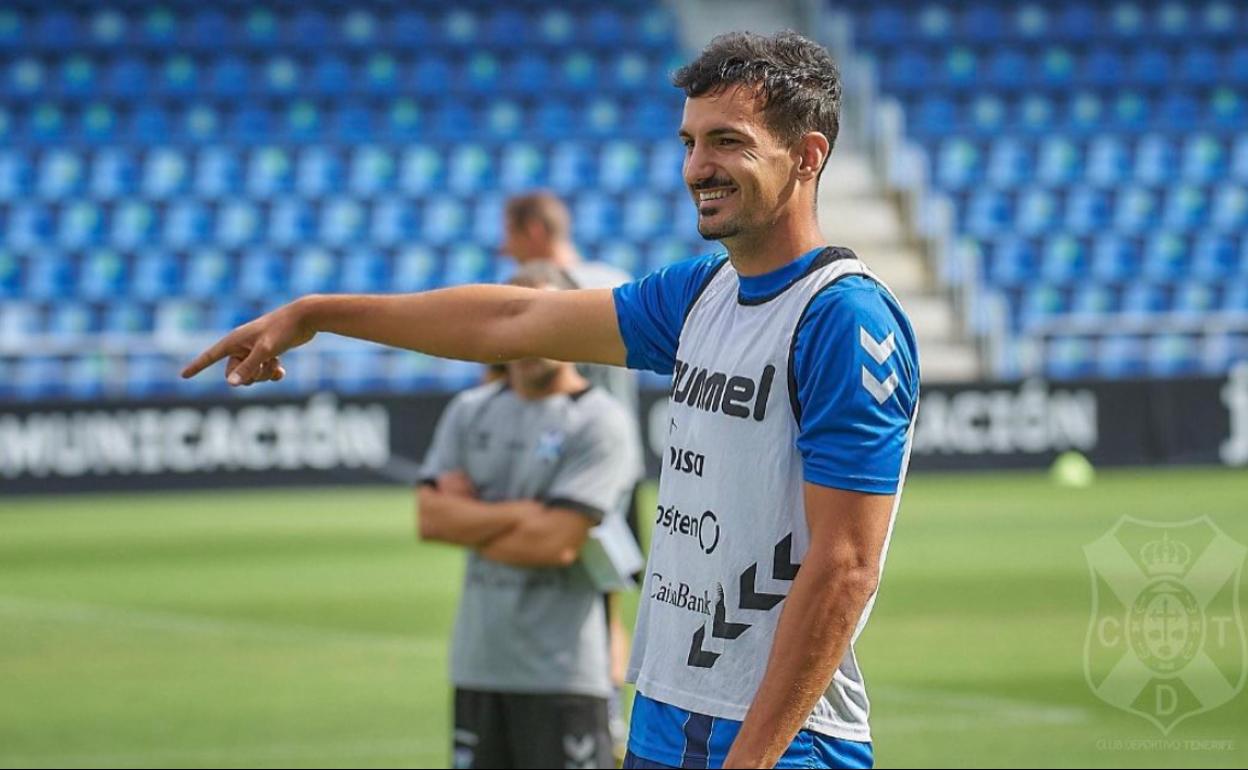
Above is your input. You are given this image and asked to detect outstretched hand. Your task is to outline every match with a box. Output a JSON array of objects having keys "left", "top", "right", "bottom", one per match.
[{"left": 181, "top": 301, "right": 316, "bottom": 386}]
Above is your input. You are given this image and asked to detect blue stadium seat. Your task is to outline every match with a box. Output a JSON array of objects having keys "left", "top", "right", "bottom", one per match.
[
  {"left": 966, "top": 189, "right": 1013, "bottom": 236},
  {"left": 339, "top": 249, "right": 389, "bottom": 294},
  {"left": 269, "top": 198, "right": 315, "bottom": 247},
  {"left": 1090, "top": 235, "right": 1141, "bottom": 281},
  {"left": 573, "top": 192, "right": 611, "bottom": 243},
  {"left": 1149, "top": 333, "right": 1200, "bottom": 376},
  {"left": 320, "top": 198, "right": 367, "bottom": 247},
  {"left": 142, "top": 148, "right": 191, "bottom": 201},
  {"left": 1142, "top": 232, "right": 1190, "bottom": 280},
  {"left": 1039, "top": 235, "right": 1086, "bottom": 280},
  {"left": 559, "top": 50, "right": 598, "bottom": 93},
  {"left": 422, "top": 197, "right": 469, "bottom": 245},
  {"left": 1181, "top": 134, "right": 1227, "bottom": 182},
  {"left": 398, "top": 146, "right": 444, "bottom": 195},
  {"left": 110, "top": 201, "right": 157, "bottom": 249},
  {"left": 131, "top": 252, "right": 181, "bottom": 300},
  {"left": 348, "top": 146, "right": 396, "bottom": 198},
  {"left": 0, "top": 150, "right": 33, "bottom": 201},
  {"left": 649, "top": 141, "right": 685, "bottom": 192},
  {"left": 1114, "top": 186, "right": 1159, "bottom": 233},
  {"left": 163, "top": 200, "right": 213, "bottom": 249},
  {"left": 1226, "top": 281, "right": 1248, "bottom": 312},
  {"left": 1211, "top": 184, "right": 1248, "bottom": 232},
  {"left": 48, "top": 301, "right": 97, "bottom": 339},
  {"left": 0, "top": 249, "right": 20, "bottom": 299},
  {"left": 57, "top": 201, "right": 105, "bottom": 249},
  {"left": 1017, "top": 284, "right": 1067, "bottom": 331},
  {"left": 56, "top": 54, "right": 98, "bottom": 99},
  {"left": 370, "top": 197, "right": 418, "bottom": 247},
  {"left": 1066, "top": 186, "right": 1111, "bottom": 232},
  {"left": 237, "top": 250, "right": 287, "bottom": 301},
  {"left": 499, "top": 143, "right": 546, "bottom": 192},
  {"left": 472, "top": 193, "right": 506, "bottom": 247},
  {"left": 550, "top": 141, "right": 596, "bottom": 191},
  {"left": 1134, "top": 135, "right": 1178, "bottom": 184},
  {"left": 982, "top": 238, "right": 1037, "bottom": 286},
  {"left": 1036, "top": 137, "right": 1080, "bottom": 185},
  {"left": 464, "top": 52, "right": 502, "bottom": 94},
  {"left": 441, "top": 9, "right": 481, "bottom": 49},
  {"left": 1173, "top": 281, "right": 1220, "bottom": 316},
  {"left": 600, "top": 141, "right": 646, "bottom": 192},
  {"left": 361, "top": 52, "right": 400, "bottom": 96},
  {"left": 1070, "top": 284, "right": 1119, "bottom": 317},
  {"left": 25, "top": 250, "right": 74, "bottom": 299},
  {"left": 78, "top": 249, "right": 127, "bottom": 299},
  {"left": 1086, "top": 135, "right": 1131, "bottom": 185},
  {"left": 1046, "top": 336, "right": 1096, "bottom": 379},
  {"left": 447, "top": 144, "right": 494, "bottom": 194},
  {"left": 295, "top": 147, "right": 344, "bottom": 198},
  {"left": 15, "top": 356, "right": 67, "bottom": 401},
  {"left": 245, "top": 147, "right": 294, "bottom": 199},
  {"left": 217, "top": 201, "right": 262, "bottom": 248},
  {"left": 37, "top": 149, "right": 85, "bottom": 201},
  {"left": 391, "top": 246, "right": 439, "bottom": 293},
  {"left": 290, "top": 248, "right": 338, "bottom": 295},
  {"left": 1192, "top": 234, "right": 1242, "bottom": 279},
  {"left": 184, "top": 249, "right": 234, "bottom": 298},
  {"left": 1017, "top": 188, "right": 1060, "bottom": 235},
  {"left": 103, "top": 301, "right": 152, "bottom": 335},
  {"left": 936, "top": 139, "right": 981, "bottom": 189},
  {"left": 623, "top": 192, "right": 668, "bottom": 240},
  {"left": 339, "top": 9, "right": 380, "bottom": 50},
  {"left": 1162, "top": 184, "right": 1209, "bottom": 229},
  {"left": 1098, "top": 335, "right": 1146, "bottom": 378},
  {"left": 484, "top": 100, "right": 524, "bottom": 141},
  {"left": 443, "top": 243, "right": 491, "bottom": 285},
  {"left": 1122, "top": 282, "right": 1169, "bottom": 315}
]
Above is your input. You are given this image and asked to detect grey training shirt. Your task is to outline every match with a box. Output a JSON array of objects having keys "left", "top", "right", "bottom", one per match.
[{"left": 420, "top": 381, "right": 641, "bottom": 698}]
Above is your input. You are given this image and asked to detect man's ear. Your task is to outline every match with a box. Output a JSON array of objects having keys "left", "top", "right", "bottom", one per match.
[{"left": 794, "top": 131, "right": 830, "bottom": 182}]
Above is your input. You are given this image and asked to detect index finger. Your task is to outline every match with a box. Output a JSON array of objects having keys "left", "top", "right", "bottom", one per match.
[{"left": 181, "top": 338, "right": 231, "bottom": 379}]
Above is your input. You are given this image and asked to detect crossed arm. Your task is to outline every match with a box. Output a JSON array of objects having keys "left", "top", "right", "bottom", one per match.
[
  {"left": 181, "top": 287, "right": 627, "bottom": 386},
  {"left": 416, "top": 472, "right": 594, "bottom": 568}
]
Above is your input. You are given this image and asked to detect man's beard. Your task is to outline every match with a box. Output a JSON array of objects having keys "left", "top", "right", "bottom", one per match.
[{"left": 697, "top": 210, "right": 743, "bottom": 240}]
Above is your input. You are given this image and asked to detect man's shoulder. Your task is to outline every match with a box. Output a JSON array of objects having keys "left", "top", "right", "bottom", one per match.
[{"left": 448, "top": 380, "right": 511, "bottom": 414}]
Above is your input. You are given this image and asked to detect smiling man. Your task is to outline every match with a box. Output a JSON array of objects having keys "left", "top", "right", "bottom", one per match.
[{"left": 182, "top": 31, "right": 919, "bottom": 770}]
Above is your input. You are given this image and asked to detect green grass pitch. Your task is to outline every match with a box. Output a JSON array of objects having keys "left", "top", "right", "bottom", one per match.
[{"left": 2, "top": 468, "right": 1247, "bottom": 768}]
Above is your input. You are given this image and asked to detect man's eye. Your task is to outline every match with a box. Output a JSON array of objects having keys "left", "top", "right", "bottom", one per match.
[{"left": 718, "top": 138, "right": 738, "bottom": 147}]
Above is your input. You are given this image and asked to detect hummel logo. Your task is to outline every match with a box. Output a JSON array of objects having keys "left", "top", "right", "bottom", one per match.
[
  {"left": 859, "top": 327, "right": 897, "bottom": 365},
  {"left": 862, "top": 368, "right": 899, "bottom": 405}
]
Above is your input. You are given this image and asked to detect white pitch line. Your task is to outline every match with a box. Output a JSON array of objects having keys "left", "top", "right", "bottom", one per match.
[{"left": 0, "top": 595, "right": 444, "bottom": 655}]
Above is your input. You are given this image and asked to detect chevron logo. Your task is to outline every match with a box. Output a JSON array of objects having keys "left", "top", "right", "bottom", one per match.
[
  {"left": 859, "top": 327, "right": 897, "bottom": 365},
  {"left": 687, "top": 534, "right": 802, "bottom": 669},
  {"left": 687, "top": 625, "right": 721, "bottom": 668},
  {"left": 862, "top": 367, "right": 899, "bottom": 405}
]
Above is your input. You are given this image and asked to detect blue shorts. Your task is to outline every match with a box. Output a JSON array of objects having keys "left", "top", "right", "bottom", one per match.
[{"left": 625, "top": 693, "right": 873, "bottom": 769}]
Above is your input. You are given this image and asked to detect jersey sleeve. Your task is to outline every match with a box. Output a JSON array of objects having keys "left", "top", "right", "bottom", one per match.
[
  {"left": 791, "top": 277, "right": 920, "bottom": 495},
  {"left": 543, "top": 403, "right": 640, "bottom": 524},
  {"left": 611, "top": 253, "right": 727, "bottom": 374},
  {"left": 418, "top": 393, "right": 468, "bottom": 485}
]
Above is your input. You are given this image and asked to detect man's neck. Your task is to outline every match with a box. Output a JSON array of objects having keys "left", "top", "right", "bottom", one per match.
[
  {"left": 511, "top": 367, "right": 589, "bottom": 401},
  {"left": 723, "top": 213, "right": 827, "bottom": 277},
  {"left": 547, "top": 242, "right": 582, "bottom": 270}
]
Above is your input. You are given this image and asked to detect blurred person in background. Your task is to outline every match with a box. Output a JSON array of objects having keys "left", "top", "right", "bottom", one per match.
[
  {"left": 499, "top": 191, "right": 647, "bottom": 758},
  {"left": 416, "top": 262, "right": 642, "bottom": 769}
]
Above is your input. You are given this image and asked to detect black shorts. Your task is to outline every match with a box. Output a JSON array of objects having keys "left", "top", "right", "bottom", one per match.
[{"left": 452, "top": 688, "right": 614, "bottom": 769}]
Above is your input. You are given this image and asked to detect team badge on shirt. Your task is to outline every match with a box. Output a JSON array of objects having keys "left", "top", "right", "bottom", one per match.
[{"left": 535, "top": 429, "right": 566, "bottom": 462}]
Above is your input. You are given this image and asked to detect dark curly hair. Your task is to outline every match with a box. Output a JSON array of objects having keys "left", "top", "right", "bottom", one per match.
[{"left": 672, "top": 30, "right": 841, "bottom": 154}]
